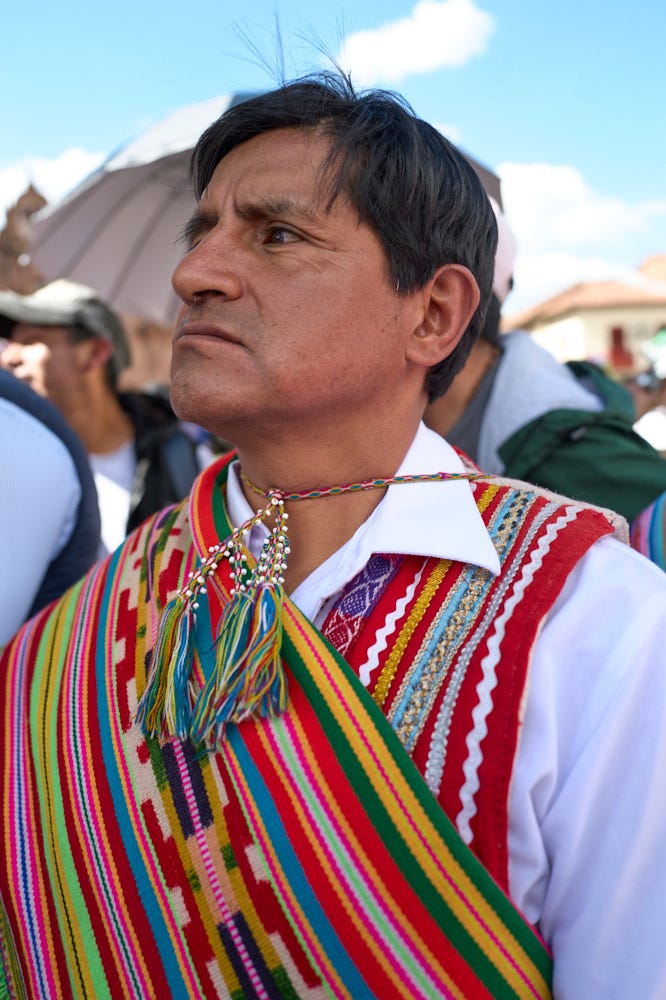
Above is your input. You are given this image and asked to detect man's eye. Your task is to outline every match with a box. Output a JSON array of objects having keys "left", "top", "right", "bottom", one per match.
[
  {"left": 179, "top": 231, "right": 205, "bottom": 254},
  {"left": 266, "top": 227, "right": 299, "bottom": 245}
]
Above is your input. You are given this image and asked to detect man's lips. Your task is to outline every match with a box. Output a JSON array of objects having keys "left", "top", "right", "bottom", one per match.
[{"left": 174, "top": 320, "right": 243, "bottom": 347}]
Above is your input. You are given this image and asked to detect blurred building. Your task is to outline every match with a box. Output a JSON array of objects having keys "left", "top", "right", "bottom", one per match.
[{"left": 504, "top": 256, "right": 666, "bottom": 376}]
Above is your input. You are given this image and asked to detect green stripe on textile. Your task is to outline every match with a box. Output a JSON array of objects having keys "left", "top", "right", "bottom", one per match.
[
  {"left": 30, "top": 581, "right": 113, "bottom": 1000},
  {"left": 282, "top": 626, "right": 552, "bottom": 997},
  {"left": 0, "top": 889, "right": 27, "bottom": 1000},
  {"left": 271, "top": 720, "right": 436, "bottom": 995}
]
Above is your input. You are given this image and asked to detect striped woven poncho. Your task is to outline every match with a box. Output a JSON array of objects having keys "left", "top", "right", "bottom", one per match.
[{"left": 0, "top": 454, "right": 615, "bottom": 998}]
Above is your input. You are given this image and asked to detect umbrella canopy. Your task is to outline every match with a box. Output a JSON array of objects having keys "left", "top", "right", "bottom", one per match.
[
  {"left": 30, "top": 93, "right": 502, "bottom": 327},
  {"left": 30, "top": 94, "right": 255, "bottom": 326}
]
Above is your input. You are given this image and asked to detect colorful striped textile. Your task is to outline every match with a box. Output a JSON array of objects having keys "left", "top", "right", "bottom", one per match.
[
  {"left": 319, "top": 476, "right": 617, "bottom": 891},
  {"left": 0, "top": 456, "right": 614, "bottom": 998},
  {"left": 631, "top": 490, "right": 666, "bottom": 570}
]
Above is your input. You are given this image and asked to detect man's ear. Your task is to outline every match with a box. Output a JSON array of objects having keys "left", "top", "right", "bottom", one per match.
[
  {"left": 406, "top": 264, "right": 480, "bottom": 367},
  {"left": 77, "top": 336, "right": 113, "bottom": 374}
]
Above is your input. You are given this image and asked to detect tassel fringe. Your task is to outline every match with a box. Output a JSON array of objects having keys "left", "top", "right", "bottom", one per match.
[
  {"left": 191, "top": 583, "right": 287, "bottom": 746},
  {"left": 136, "top": 583, "right": 287, "bottom": 748},
  {"left": 136, "top": 596, "right": 197, "bottom": 740}
]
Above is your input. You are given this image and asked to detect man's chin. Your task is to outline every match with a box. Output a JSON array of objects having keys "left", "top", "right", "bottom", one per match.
[{"left": 170, "top": 378, "right": 225, "bottom": 434}]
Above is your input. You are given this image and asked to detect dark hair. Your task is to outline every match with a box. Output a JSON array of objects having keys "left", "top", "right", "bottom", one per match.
[
  {"left": 478, "top": 292, "right": 502, "bottom": 347},
  {"left": 191, "top": 72, "right": 497, "bottom": 401}
]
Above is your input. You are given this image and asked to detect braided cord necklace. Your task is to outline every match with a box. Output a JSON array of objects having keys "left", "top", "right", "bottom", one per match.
[
  {"left": 137, "top": 467, "right": 485, "bottom": 746},
  {"left": 241, "top": 469, "right": 484, "bottom": 502}
]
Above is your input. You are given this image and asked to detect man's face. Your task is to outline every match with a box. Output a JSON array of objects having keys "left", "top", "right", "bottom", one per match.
[
  {"left": 0, "top": 323, "right": 85, "bottom": 413},
  {"left": 171, "top": 127, "right": 425, "bottom": 446}
]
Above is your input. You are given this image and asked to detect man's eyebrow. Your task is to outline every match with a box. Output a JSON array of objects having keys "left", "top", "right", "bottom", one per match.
[
  {"left": 233, "top": 195, "right": 322, "bottom": 224},
  {"left": 178, "top": 210, "right": 217, "bottom": 247},
  {"left": 178, "top": 196, "right": 323, "bottom": 247}
]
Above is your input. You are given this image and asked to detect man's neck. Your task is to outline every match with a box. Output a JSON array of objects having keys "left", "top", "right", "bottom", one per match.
[
  {"left": 425, "top": 339, "right": 500, "bottom": 438},
  {"left": 65, "top": 388, "right": 134, "bottom": 455},
  {"left": 234, "top": 420, "right": 422, "bottom": 592}
]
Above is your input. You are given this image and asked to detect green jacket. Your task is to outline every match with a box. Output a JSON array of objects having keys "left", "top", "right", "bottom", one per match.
[{"left": 499, "top": 362, "right": 666, "bottom": 522}]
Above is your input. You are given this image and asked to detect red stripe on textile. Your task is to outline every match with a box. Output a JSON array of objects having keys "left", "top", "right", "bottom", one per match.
[
  {"left": 55, "top": 573, "right": 170, "bottom": 997},
  {"left": 4, "top": 614, "right": 72, "bottom": 995},
  {"left": 236, "top": 672, "right": 489, "bottom": 999}
]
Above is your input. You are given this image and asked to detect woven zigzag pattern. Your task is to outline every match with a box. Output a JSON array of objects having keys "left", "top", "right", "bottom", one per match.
[{"left": 0, "top": 455, "right": 614, "bottom": 998}]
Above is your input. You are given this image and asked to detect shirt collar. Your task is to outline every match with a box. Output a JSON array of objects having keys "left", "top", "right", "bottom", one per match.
[{"left": 225, "top": 423, "right": 500, "bottom": 576}]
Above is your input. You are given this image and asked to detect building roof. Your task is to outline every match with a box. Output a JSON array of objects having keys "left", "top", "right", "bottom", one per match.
[{"left": 504, "top": 255, "right": 666, "bottom": 331}]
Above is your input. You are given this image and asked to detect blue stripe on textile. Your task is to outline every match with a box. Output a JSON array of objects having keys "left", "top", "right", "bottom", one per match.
[
  {"left": 390, "top": 562, "right": 488, "bottom": 749},
  {"left": 96, "top": 546, "right": 192, "bottom": 997},
  {"left": 649, "top": 494, "right": 666, "bottom": 570},
  {"left": 226, "top": 724, "right": 372, "bottom": 999},
  {"left": 14, "top": 636, "right": 51, "bottom": 998}
]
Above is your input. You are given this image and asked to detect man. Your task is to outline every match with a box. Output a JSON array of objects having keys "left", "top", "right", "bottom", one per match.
[
  {"left": 0, "top": 279, "right": 204, "bottom": 555},
  {"left": 2, "top": 75, "right": 666, "bottom": 999},
  {"left": 426, "top": 202, "right": 666, "bottom": 568},
  {"left": 0, "top": 369, "right": 99, "bottom": 643}
]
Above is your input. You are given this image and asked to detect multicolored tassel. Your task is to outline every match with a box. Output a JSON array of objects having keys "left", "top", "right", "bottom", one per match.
[
  {"left": 137, "top": 469, "right": 484, "bottom": 748},
  {"left": 190, "top": 583, "right": 287, "bottom": 746},
  {"left": 137, "top": 490, "right": 291, "bottom": 747},
  {"left": 135, "top": 595, "right": 196, "bottom": 740}
]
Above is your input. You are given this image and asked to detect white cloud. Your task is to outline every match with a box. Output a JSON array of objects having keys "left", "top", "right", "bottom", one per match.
[
  {"left": 498, "top": 162, "right": 664, "bottom": 251},
  {"left": 497, "top": 161, "right": 666, "bottom": 314},
  {"left": 434, "top": 121, "right": 463, "bottom": 145},
  {"left": 336, "top": 0, "right": 495, "bottom": 86},
  {"left": 0, "top": 148, "right": 106, "bottom": 228}
]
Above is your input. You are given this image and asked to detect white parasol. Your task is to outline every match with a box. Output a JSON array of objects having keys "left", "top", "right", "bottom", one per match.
[{"left": 29, "top": 93, "right": 256, "bottom": 326}]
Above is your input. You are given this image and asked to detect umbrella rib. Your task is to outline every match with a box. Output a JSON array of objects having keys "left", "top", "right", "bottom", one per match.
[
  {"left": 39, "top": 168, "right": 158, "bottom": 273},
  {"left": 32, "top": 167, "right": 114, "bottom": 268},
  {"left": 37, "top": 160, "right": 180, "bottom": 276},
  {"left": 107, "top": 178, "right": 187, "bottom": 313}
]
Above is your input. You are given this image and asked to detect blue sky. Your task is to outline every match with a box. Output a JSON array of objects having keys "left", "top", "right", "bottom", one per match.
[{"left": 2, "top": 0, "right": 665, "bottom": 314}]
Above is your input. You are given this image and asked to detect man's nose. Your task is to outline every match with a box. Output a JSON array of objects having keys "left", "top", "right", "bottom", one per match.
[
  {"left": 172, "top": 234, "right": 243, "bottom": 308},
  {"left": 0, "top": 342, "right": 20, "bottom": 368}
]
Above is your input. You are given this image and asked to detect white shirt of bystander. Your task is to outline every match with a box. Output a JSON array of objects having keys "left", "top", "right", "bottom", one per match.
[{"left": 0, "top": 396, "right": 81, "bottom": 645}]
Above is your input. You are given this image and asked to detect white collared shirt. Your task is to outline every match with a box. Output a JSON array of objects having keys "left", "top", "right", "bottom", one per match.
[
  {"left": 227, "top": 423, "right": 499, "bottom": 622},
  {"left": 227, "top": 423, "right": 666, "bottom": 1000}
]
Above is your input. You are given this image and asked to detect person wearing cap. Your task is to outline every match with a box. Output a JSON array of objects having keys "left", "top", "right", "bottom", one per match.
[
  {"left": 0, "top": 279, "right": 205, "bottom": 555},
  {"left": 1, "top": 75, "right": 666, "bottom": 1000},
  {"left": 0, "top": 368, "right": 100, "bottom": 644},
  {"left": 426, "top": 201, "right": 666, "bottom": 569}
]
